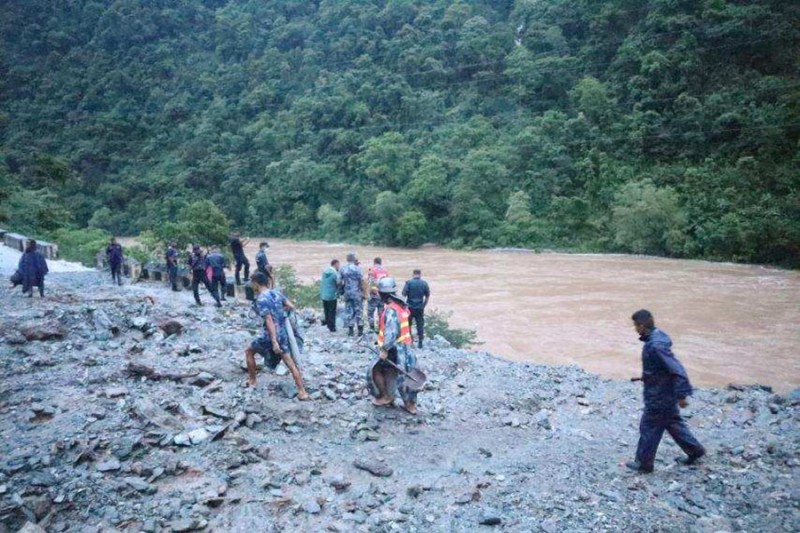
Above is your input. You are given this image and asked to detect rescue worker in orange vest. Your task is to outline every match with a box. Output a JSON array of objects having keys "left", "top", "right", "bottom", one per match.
[
  {"left": 367, "top": 277, "right": 419, "bottom": 414},
  {"left": 366, "top": 257, "right": 389, "bottom": 332}
]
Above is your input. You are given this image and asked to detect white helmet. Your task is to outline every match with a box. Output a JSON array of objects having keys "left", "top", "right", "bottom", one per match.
[{"left": 377, "top": 277, "right": 397, "bottom": 294}]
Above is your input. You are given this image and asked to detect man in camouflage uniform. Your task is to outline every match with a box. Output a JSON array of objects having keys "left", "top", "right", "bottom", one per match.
[
  {"left": 339, "top": 252, "right": 365, "bottom": 337},
  {"left": 366, "top": 257, "right": 389, "bottom": 331}
]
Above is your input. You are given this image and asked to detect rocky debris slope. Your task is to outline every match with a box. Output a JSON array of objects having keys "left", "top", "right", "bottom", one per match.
[{"left": 0, "top": 273, "right": 798, "bottom": 532}]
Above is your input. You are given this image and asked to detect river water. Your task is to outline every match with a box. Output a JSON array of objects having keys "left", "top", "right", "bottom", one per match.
[{"left": 246, "top": 239, "right": 799, "bottom": 392}]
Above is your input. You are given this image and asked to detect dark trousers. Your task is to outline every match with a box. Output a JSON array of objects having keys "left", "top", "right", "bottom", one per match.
[
  {"left": 635, "top": 410, "right": 704, "bottom": 469},
  {"left": 167, "top": 265, "right": 178, "bottom": 290},
  {"left": 322, "top": 299, "right": 338, "bottom": 332},
  {"left": 409, "top": 308, "right": 425, "bottom": 342},
  {"left": 192, "top": 269, "right": 219, "bottom": 305},
  {"left": 211, "top": 272, "right": 227, "bottom": 302},
  {"left": 110, "top": 262, "right": 122, "bottom": 285},
  {"left": 23, "top": 280, "right": 44, "bottom": 297},
  {"left": 235, "top": 255, "right": 250, "bottom": 285}
]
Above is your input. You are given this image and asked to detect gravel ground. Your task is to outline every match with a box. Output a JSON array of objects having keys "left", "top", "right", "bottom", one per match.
[{"left": 0, "top": 271, "right": 798, "bottom": 532}]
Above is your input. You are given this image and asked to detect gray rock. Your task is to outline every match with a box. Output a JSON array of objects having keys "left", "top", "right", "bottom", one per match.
[
  {"left": 353, "top": 458, "right": 393, "bottom": 477},
  {"left": 159, "top": 319, "right": 183, "bottom": 336},
  {"left": 479, "top": 508, "right": 502, "bottom": 526},
  {"left": 123, "top": 476, "right": 155, "bottom": 493},
  {"left": 326, "top": 475, "right": 351, "bottom": 492},
  {"left": 96, "top": 457, "right": 121, "bottom": 472},
  {"left": 303, "top": 499, "right": 322, "bottom": 514},
  {"left": 169, "top": 518, "right": 206, "bottom": 532},
  {"left": 20, "top": 320, "right": 67, "bottom": 341},
  {"left": 105, "top": 386, "right": 129, "bottom": 398},
  {"left": 188, "top": 428, "right": 212, "bottom": 445}
]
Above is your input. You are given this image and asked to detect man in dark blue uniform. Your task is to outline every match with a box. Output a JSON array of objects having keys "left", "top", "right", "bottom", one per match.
[
  {"left": 188, "top": 245, "right": 220, "bottom": 307},
  {"left": 106, "top": 237, "right": 124, "bottom": 286},
  {"left": 402, "top": 269, "right": 430, "bottom": 349},
  {"left": 165, "top": 242, "right": 179, "bottom": 291},
  {"left": 626, "top": 309, "right": 706, "bottom": 473},
  {"left": 206, "top": 246, "right": 228, "bottom": 307},
  {"left": 229, "top": 232, "right": 250, "bottom": 285},
  {"left": 255, "top": 242, "right": 270, "bottom": 276}
]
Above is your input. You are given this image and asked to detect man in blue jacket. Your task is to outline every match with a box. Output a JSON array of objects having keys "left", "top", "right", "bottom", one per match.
[
  {"left": 206, "top": 246, "right": 228, "bottom": 307},
  {"left": 626, "top": 309, "right": 706, "bottom": 473}
]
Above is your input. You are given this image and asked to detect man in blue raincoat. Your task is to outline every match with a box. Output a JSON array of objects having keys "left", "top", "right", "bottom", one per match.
[
  {"left": 18, "top": 239, "right": 48, "bottom": 298},
  {"left": 626, "top": 309, "right": 706, "bottom": 473}
]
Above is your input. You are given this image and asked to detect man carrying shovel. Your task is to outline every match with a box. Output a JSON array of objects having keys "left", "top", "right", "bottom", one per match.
[
  {"left": 367, "top": 277, "right": 421, "bottom": 414},
  {"left": 244, "top": 272, "right": 309, "bottom": 400}
]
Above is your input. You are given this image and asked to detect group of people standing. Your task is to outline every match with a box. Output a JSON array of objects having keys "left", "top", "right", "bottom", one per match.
[
  {"left": 320, "top": 253, "right": 430, "bottom": 347},
  {"left": 162, "top": 233, "right": 271, "bottom": 308}
]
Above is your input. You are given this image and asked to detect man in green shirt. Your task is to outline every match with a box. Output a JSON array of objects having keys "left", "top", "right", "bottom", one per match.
[{"left": 320, "top": 259, "right": 340, "bottom": 332}]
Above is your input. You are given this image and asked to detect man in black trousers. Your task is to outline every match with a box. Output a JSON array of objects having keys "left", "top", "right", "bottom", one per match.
[
  {"left": 402, "top": 269, "right": 430, "bottom": 349},
  {"left": 626, "top": 309, "right": 706, "bottom": 473}
]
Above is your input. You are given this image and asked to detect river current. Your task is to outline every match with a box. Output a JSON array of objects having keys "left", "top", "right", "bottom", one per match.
[{"left": 245, "top": 239, "right": 798, "bottom": 392}]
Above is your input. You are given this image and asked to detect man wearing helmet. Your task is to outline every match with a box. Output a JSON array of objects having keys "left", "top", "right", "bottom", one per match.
[{"left": 368, "top": 277, "right": 419, "bottom": 414}]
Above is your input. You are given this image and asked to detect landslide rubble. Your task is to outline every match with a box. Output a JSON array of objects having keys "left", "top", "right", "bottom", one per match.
[{"left": 0, "top": 272, "right": 798, "bottom": 532}]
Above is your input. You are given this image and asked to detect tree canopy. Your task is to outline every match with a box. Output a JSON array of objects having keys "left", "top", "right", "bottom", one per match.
[{"left": 1, "top": 0, "right": 798, "bottom": 266}]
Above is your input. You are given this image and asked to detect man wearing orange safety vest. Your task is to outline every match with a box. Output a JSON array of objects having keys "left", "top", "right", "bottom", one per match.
[
  {"left": 367, "top": 277, "right": 419, "bottom": 414},
  {"left": 366, "top": 257, "right": 389, "bottom": 332}
]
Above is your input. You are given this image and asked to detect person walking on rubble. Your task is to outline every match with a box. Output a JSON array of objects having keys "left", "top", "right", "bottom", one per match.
[
  {"left": 165, "top": 242, "right": 180, "bottom": 291},
  {"left": 188, "top": 245, "right": 220, "bottom": 307},
  {"left": 244, "top": 272, "right": 309, "bottom": 400},
  {"left": 229, "top": 232, "right": 250, "bottom": 285},
  {"left": 339, "top": 252, "right": 365, "bottom": 337},
  {"left": 367, "top": 277, "right": 419, "bottom": 415},
  {"left": 626, "top": 309, "right": 706, "bottom": 473},
  {"left": 206, "top": 246, "right": 228, "bottom": 307},
  {"left": 18, "top": 239, "right": 48, "bottom": 298},
  {"left": 106, "top": 237, "right": 124, "bottom": 286}
]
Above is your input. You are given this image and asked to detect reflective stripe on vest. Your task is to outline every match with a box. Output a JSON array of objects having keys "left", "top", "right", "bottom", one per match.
[
  {"left": 377, "top": 301, "right": 412, "bottom": 346},
  {"left": 370, "top": 265, "right": 389, "bottom": 281}
]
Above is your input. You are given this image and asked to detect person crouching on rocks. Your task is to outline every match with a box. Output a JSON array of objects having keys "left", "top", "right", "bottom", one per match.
[
  {"left": 244, "top": 272, "right": 309, "bottom": 400},
  {"left": 368, "top": 277, "right": 418, "bottom": 414}
]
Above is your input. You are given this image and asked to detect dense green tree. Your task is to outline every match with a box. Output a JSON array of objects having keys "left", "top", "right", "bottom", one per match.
[{"left": 0, "top": 0, "right": 797, "bottom": 265}]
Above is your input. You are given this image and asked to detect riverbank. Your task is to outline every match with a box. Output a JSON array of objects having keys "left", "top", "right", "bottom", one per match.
[
  {"left": 244, "top": 238, "right": 800, "bottom": 392},
  {"left": 1, "top": 272, "right": 798, "bottom": 531}
]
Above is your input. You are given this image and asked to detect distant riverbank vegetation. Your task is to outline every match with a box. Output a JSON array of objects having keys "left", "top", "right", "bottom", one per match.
[{"left": 1, "top": 1, "right": 798, "bottom": 267}]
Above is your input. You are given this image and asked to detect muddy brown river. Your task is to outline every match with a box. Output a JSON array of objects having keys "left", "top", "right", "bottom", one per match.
[{"left": 242, "top": 239, "right": 799, "bottom": 392}]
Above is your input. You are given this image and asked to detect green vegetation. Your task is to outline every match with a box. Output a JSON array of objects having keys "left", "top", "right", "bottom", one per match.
[
  {"left": 425, "top": 309, "right": 480, "bottom": 349},
  {"left": 1, "top": 1, "right": 798, "bottom": 266},
  {"left": 273, "top": 264, "right": 321, "bottom": 310},
  {"left": 50, "top": 227, "right": 110, "bottom": 266}
]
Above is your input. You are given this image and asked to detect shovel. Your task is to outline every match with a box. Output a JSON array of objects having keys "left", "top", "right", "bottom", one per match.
[{"left": 364, "top": 346, "right": 427, "bottom": 390}]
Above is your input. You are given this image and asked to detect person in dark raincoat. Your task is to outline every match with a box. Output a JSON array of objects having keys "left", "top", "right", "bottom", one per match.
[
  {"left": 626, "top": 309, "right": 706, "bottom": 473},
  {"left": 106, "top": 237, "right": 124, "bottom": 286},
  {"left": 367, "top": 277, "right": 419, "bottom": 415},
  {"left": 18, "top": 240, "right": 48, "bottom": 298}
]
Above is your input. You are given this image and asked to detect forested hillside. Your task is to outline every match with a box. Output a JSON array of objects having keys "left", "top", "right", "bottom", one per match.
[{"left": 1, "top": 0, "right": 798, "bottom": 265}]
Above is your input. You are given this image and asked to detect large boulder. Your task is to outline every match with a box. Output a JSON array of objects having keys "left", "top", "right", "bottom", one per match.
[{"left": 20, "top": 320, "right": 66, "bottom": 341}]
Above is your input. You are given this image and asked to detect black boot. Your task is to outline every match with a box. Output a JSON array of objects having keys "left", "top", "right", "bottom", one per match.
[
  {"left": 348, "top": 326, "right": 354, "bottom": 337},
  {"left": 418, "top": 338, "right": 423, "bottom": 349},
  {"left": 357, "top": 325, "right": 364, "bottom": 337},
  {"left": 675, "top": 448, "right": 706, "bottom": 466}
]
